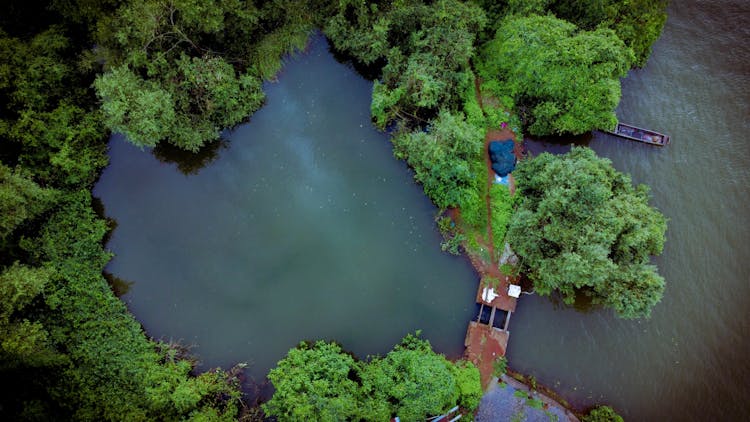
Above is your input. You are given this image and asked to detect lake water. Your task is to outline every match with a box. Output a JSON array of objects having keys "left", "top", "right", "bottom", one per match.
[
  {"left": 95, "top": 2, "right": 750, "bottom": 418},
  {"left": 512, "top": 1, "right": 750, "bottom": 420},
  {"left": 94, "top": 34, "right": 476, "bottom": 384}
]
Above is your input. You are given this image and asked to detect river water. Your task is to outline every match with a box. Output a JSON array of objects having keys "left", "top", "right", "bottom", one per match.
[
  {"left": 94, "top": 2, "right": 749, "bottom": 418},
  {"left": 94, "top": 35, "right": 476, "bottom": 383},
  {"left": 512, "top": 1, "right": 750, "bottom": 420}
]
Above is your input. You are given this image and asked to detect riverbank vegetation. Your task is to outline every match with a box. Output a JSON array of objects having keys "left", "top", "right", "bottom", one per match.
[
  {"left": 508, "top": 147, "right": 667, "bottom": 318},
  {"left": 1, "top": 0, "right": 668, "bottom": 419},
  {"left": 263, "top": 334, "right": 482, "bottom": 421}
]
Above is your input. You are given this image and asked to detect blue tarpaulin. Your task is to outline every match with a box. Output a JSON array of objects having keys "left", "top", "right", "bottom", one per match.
[{"left": 488, "top": 139, "right": 516, "bottom": 176}]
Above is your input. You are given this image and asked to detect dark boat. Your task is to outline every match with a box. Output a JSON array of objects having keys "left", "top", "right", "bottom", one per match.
[{"left": 607, "top": 122, "right": 670, "bottom": 146}]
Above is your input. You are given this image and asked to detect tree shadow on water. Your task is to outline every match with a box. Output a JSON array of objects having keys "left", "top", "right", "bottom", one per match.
[
  {"left": 545, "top": 290, "right": 597, "bottom": 315},
  {"left": 152, "top": 139, "right": 228, "bottom": 175},
  {"left": 103, "top": 271, "right": 134, "bottom": 297},
  {"left": 523, "top": 132, "right": 594, "bottom": 157}
]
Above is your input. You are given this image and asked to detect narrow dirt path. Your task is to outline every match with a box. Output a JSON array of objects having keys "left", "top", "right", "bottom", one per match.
[{"left": 462, "top": 77, "right": 527, "bottom": 387}]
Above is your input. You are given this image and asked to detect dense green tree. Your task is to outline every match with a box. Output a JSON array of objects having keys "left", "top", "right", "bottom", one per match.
[
  {"left": 0, "top": 27, "right": 108, "bottom": 189},
  {"left": 473, "top": 0, "right": 667, "bottom": 68},
  {"left": 326, "top": 0, "right": 486, "bottom": 128},
  {"left": 264, "top": 334, "right": 482, "bottom": 421},
  {"left": 391, "top": 110, "right": 484, "bottom": 208},
  {"left": 0, "top": 263, "right": 65, "bottom": 369},
  {"left": 94, "top": 0, "right": 267, "bottom": 151},
  {"left": 583, "top": 405, "right": 625, "bottom": 422},
  {"left": 95, "top": 56, "right": 265, "bottom": 151},
  {"left": 9, "top": 104, "right": 108, "bottom": 187},
  {"left": 358, "top": 334, "right": 479, "bottom": 421},
  {"left": 507, "top": 147, "right": 666, "bottom": 318},
  {"left": 546, "top": 0, "right": 668, "bottom": 67},
  {"left": 478, "top": 14, "right": 634, "bottom": 136},
  {"left": 94, "top": 0, "right": 321, "bottom": 151}
]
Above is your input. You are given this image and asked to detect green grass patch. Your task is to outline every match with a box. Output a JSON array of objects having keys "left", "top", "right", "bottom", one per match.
[{"left": 490, "top": 183, "right": 513, "bottom": 250}]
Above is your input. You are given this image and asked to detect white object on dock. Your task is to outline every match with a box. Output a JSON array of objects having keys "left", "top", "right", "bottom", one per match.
[
  {"left": 482, "top": 287, "right": 499, "bottom": 303},
  {"left": 508, "top": 284, "right": 521, "bottom": 298}
]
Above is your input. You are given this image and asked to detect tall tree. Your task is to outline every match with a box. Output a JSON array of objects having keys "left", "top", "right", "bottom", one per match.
[
  {"left": 0, "top": 163, "right": 58, "bottom": 240},
  {"left": 94, "top": 0, "right": 321, "bottom": 151},
  {"left": 478, "top": 14, "right": 634, "bottom": 136},
  {"left": 263, "top": 341, "right": 360, "bottom": 421},
  {"left": 507, "top": 147, "right": 667, "bottom": 318},
  {"left": 0, "top": 27, "right": 108, "bottom": 189},
  {"left": 391, "top": 110, "right": 484, "bottom": 209},
  {"left": 263, "top": 334, "right": 482, "bottom": 421}
]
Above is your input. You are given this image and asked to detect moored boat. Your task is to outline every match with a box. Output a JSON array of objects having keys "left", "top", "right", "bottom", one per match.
[{"left": 607, "top": 122, "right": 670, "bottom": 146}]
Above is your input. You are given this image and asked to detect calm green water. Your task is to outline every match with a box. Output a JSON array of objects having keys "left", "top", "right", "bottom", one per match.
[
  {"left": 96, "top": 4, "right": 749, "bottom": 418},
  {"left": 513, "top": 1, "right": 750, "bottom": 420},
  {"left": 94, "top": 35, "right": 476, "bottom": 382}
]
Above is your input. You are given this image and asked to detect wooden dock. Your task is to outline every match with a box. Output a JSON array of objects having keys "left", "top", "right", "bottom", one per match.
[{"left": 464, "top": 270, "right": 520, "bottom": 388}]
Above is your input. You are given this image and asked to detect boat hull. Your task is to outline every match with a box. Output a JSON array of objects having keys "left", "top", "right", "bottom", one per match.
[{"left": 606, "top": 123, "right": 670, "bottom": 146}]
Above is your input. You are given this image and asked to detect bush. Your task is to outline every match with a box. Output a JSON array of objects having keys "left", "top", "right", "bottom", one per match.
[
  {"left": 507, "top": 147, "right": 667, "bottom": 318},
  {"left": 264, "top": 334, "right": 483, "bottom": 421},
  {"left": 583, "top": 405, "right": 624, "bottom": 422}
]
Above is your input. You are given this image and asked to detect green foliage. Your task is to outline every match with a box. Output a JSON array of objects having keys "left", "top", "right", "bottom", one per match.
[
  {"left": 451, "top": 360, "right": 483, "bottom": 410},
  {"left": 94, "top": 66, "right": 175, "bottom": 147},
  {"left": 263, "top": 341, "right": 359, "bottom": 421},
  {"left": 0, "top": 27, "right": 108, "bottom": 189},
  {"left": 437, "top": 215, "right": 466, "bottom": 255},
  {"left": 94, "top": 0, "right": 319, "bottom": 151},
  {"left": 490, "top": 183, "right": 513, "bottom": 249},
  {"left": 94, "top": 56, "right": 264, "bottom": 152},
  {"left": 0, "top": 164, "right": 58, "bottom": 240},
  {"left": 457, "top": 159, "right": 489, "bottom": 234},
  {"left": 461, "top": 70, "right": 486, "bottom": 129},
  {"left": 392, "top": 110, "right": 484, "bottom": 208},
  {"left": 264, "top": 334, "right": 483, "bottom": 421},
  {"left": 326, "top": 0, "right": 486, "bottom": 127},
  {"left": 506, "top": 0, "right": 551, "bottom": 15},
  {"left": 527, "top": 397, "right": 544, "bottom": 409},
  {"left": 477, "top": 14, "right": 634, "bottom": 136},
  {"left": 473, "top": 0, "right": 667, "bottom": 68},
  {"left": 10, "top": 190, "right": 241, "bottom": 420},
  {"left": 583, "top": 405, "right": 624, "bottom": 422},
  {"left": 249, "top": 21, "right": 312, "bottom": 80},
  {"left": 546, "top": 0, "right": 668, "bottom": 67},
  {"left": 0, "top": 263, "right": 65, "bottom": 369},
  {"left": 361, "top": 336, "right": 458, "bottom": 421},
  {"left": 9, "top": 104, "right": 108, "bottom": 188},
  {"left": 493, "top": 356, "right": 508, "bottom": 377},
  {"left": 507, "top": 147, "right": 667, "bottom": 318}
]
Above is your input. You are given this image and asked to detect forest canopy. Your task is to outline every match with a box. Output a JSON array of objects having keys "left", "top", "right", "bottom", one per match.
[
  {"left": 477, "top": 14, "right": 634, "bottom": 136},
  {"left": 0, "top": 0, "right": 669, "bottom": 419},
  {"left": 263, "top": 334, "right": 482, "bottom": 421},
  {"left": 507, "top": 147, "right": 667, "bottom": 319}
]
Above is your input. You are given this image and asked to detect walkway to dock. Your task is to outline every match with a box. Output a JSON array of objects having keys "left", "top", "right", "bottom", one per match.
[
  {"left": 464, "top": 260, "right": 520, "bottom": 388},
  {"left": 462, "top": 131, "right": 524, "bottom": 387},
  {"left": 463, "top": 78, "right": 527, "bottom": 388}
]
